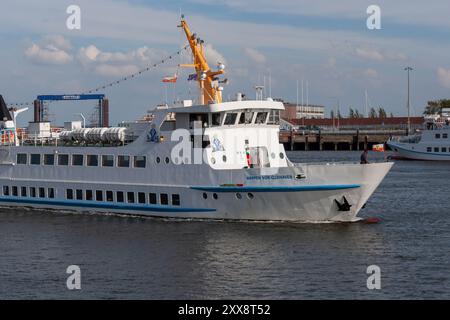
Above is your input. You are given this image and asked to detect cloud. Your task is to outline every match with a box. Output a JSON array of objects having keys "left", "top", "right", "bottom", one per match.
[
  {"left": 24, "top": 35, "right": 73, "bottom": 65},
  {"left": 354, "top": 47, "right": 407, "bottom": 62},
  {"left": 204, "top": 43, "right": 227, "bottom": 66},
  {"left": 437, "top": 67, "right": 450, "bottom": 88},
  {"left": 94, "top": 64, "right": 140, "bottom": 77},
  {"left": 364, "top": 68, "right": 378, "bottom": 78},
  {"left": 244, "top": 47, "right": 266, "bottom": 63},
  {"left": 77, "top": 45, "right": 167, "bottom": 76}
]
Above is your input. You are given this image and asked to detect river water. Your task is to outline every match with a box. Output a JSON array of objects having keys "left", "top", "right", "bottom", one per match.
[{"left": 0, "top": 151, "right": 449, "bottom": 299}]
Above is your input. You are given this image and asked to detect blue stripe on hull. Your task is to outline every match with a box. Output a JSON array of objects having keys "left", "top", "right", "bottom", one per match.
[
  {"left": 190, "top": 184, "right": 361, "bottom": 193},
  {"left": 0, "top": 197, "right": 216, "bottom": 213}
]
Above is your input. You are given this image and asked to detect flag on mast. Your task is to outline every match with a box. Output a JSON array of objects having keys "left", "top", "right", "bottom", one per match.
[{"left": 162, "top": 75, "right": 177, "bottom": 83}]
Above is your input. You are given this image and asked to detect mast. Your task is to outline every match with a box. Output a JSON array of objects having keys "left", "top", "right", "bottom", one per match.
[{"left": 178, "top": 16, "right": 225, "bottom": 105}]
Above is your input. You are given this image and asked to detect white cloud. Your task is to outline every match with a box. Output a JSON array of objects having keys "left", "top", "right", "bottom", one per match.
[
  {"left": 355, "top": 47, "right": 384, "bottom": 61},
  {"left": 204, "top": 43, "right": 227, "bottom": 66},
  {"left": 364, "top": 68, "right": 378, "bottom": 78},
  {"left": 437, "top": 67, "right": 450, "bottom": 88},
  {"left": 94, "top": 64, "right": 140, "bottom": 77},
  {"left": 25, "top": 42, "right": 73, "bottom": 65},
  {"left": 244, "top": 47, "right": 266, "bottom": 64}
]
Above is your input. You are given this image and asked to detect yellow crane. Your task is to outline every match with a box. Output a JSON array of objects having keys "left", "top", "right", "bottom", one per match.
[{"left": 178, "top": 16, "right": 225, "bottom": 105}]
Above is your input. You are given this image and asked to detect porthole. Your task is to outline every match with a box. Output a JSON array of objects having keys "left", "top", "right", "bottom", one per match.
[
  {"left": 156, "top": 157, "right": 161, "bottom": 164},
  {"left": 279, "top": 153, "right": 285, "bottom": 159},
  {"left": 236, "top": 193, "right": 242, "bottom": 199},
  {"left": 203, "top": 193, "right": 208, "bottom": 199},
  {"left": 211, "top": 157, "right": 216, "bottom": 164},
  {"left": 165, "top": 157, "right": 170, "bottom": 164},
  {"left": 247, "top": 193, "right": 254, "bottom": 199},
  {"left": 213, "top": 193, "right": 218, "bottom": 200},
  {"left": 222, "top": 155, "right": 227, "bottom": 162}
]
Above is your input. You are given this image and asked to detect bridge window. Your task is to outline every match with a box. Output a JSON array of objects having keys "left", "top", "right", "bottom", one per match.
[
  {"left": 102, "top": 155, "right": 114, "bottom": 167},
  {"left": 87, "top": 155, "right": 98, "bottom": 166},
  {"left": 118, "top": 155, "right": 130, "bottom": 167},
  {"left": 30, "top": 154, "right": 41, "bottom": 165},
  {"left": 239, "top": 112, "right": 254, "bottom": 124},
  {"left": 211, "top": 113, "right": 222, "bottom": 126},
  {"left": 268, "top": 110, "right": 280, "bottom": 125},
  {"left": 133, "top": 156, "right": 146, "bottom": 168},
  {"left": 72, "top": 154, "right": 84, "bottom": 166},
  {"left": 17, "top": 153, "right": 27, "bottom": 164},
  {"left": 58, "top": 154, "right": 69, "bottom": 166},
  {"left": 44, "top": 154, "right": 55, "bottom": 165},
  {"left": 255, "top": 112, "right": 268, "bottom": 124},
  {"left": 224, "top": 113, "right": 238, "bottom": 125}
]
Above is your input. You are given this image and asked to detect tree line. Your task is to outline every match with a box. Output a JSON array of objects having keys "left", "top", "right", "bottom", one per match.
[{"left": 331, "top": 107, "right": 394, "bottom": 119}]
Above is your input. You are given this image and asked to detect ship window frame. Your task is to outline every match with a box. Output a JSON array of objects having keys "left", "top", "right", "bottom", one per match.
[
  {"left": 149, "top": 193, "right": 157, "bottom": 204},
  {"left": 21, "top": 186, "right": 27, "bottom": 197},
  {"left": 66, "top": 189, "right": 73, "bottom": 200},
  {"left": 72, "top": 154, "right": 84, "bottom": 166},
  {"left": 138, "top": 192, "right": 146, "bottom": 204},
  {"left": 30, "top": 154, "right": 41, "bottom": 165},
  {"left": 255, "top": 112, "right": 269, "bottom": 124},
  {"left": 87, "top": 155, "right": 99, "bottom": 167},
  {"left": 30, "top": 187, "right": 36, "bottom": 198},
  {"left": 442, "top": 147, "right": 447, "bottom": 152},
  {"left": 12, "top": 186, "right": 18, "bottom": 197},
  {"left": 434, "top": 147, "right": 439, "bottom": 152},
  {"left": 435, "top": 133, "right": 441, "bottom": 139},
  {"left": 3, "top": 186, "right": 9, "bottom": 196},
  {"left": 117, "top": 155, "right": 130, "bottom": 168},
  {"left": 172, "top": 194, "right": 180, "bottom": 206},
  {"left": 127, "top": 192, "right": 135, "bottom": 203},
  {"left": 238, "top": 111, "right": 255, "bottom": 125},
  {"left": 75, "top": 189, "right": 83, "bottom": 200},
  {"left": 133, "top": 156, "right": 146, "bottom": 168},
  {"left": 39, "top": 187, "right": 46, "bottom": 198},
  {"left": 106, "top": 191, "right": 114, "bottom": 202},
  {"left": 86, "top": 190, "right": 93, "bottom": 201},
  {"left": 96, "top": 190, "right": 103, "bottom": 201},
  {"left": 160, "top": 193, "right": 169, "bottom": 205},
  {"left": 116, "top": 191, "right": 124, "bottom": 203},
  {"left": 102, "top": 155, "right": 114, "bottom": 167},
  {"left": 211, "top": 112, "right": 222, "bottom": 126},
  {"left": 58, "top": 154, "right": 69, "bottom": 166},
  {"left": 43, "top": 154, "right": 55, "bottom": 165},
  {"left": 48, "top": 188, "right": 55, "bottom": 199},
  {"left": 16, "top": 153, "right": 27, "bottom": 165},
  {"left": 224, "top": 112, "right": 238, "bottom": 126},
  {"left": 427, "top": 147, "right": 432, "bottom": 152},
  {"left": 443, "top": 133, "right": 448, "bottom": 139}
]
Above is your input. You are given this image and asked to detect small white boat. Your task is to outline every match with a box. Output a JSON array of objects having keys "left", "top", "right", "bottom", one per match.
[{"left": 387, "top": 115, "right": 450, "bottom": 161}]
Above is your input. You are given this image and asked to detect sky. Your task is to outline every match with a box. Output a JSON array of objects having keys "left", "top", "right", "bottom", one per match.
[{"left": 1, "top": 0, "right": 450, "bottom": 126}]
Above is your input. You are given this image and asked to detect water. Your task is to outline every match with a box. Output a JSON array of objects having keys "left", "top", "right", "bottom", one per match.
[{"left": 0, "top": 151, "right": 449, "bottom": 299}]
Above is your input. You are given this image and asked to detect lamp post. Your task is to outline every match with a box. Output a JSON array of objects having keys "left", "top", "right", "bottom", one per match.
[{"left": 404, "top": 66, "right": 413, "bottom": 135}]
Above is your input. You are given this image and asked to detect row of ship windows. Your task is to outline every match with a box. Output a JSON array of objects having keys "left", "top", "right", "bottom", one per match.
[
  {"left": 66, "top": 189, "right": 180, "bottom": 206},
  {"left": 435, "top": 133, "right": 448, "bottom": 139},
  {"left": 2, "top": 185, "right": 181, "bottom": 206},
  {"left": 426, "top": 147, "right": 450, "bottom": 152},
  {"left": 14, "top": 153, "right": 165, "bottom": 168}
]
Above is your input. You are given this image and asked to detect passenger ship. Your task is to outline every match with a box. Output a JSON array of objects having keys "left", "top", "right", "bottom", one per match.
[
  {"left": 0, "top": 18, "right": 393, "bottom": 222},
  {"left": 387, "top": 114, "right": 450, "bottom": 161}
]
